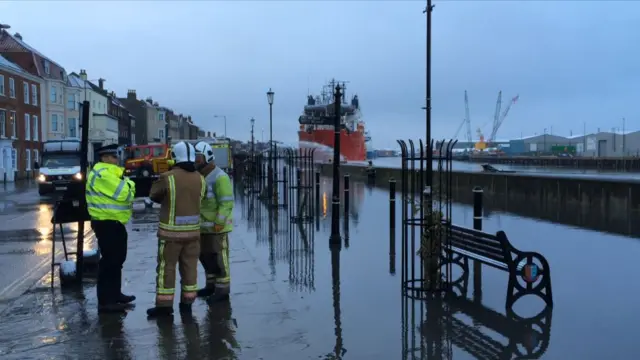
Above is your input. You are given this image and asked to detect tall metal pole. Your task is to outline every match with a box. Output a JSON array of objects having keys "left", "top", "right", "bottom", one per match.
[
  {"left": 76, "top": 100, "right": 91, "bottom": 282},
  {"left": 425, "top": 1, "right": 434, "bottom": 188},
  {"left": 250, "top": 118, "right": 255, "bottom": 155},
  {"left": 622, "top": 117, "right": 626, "bottom": 156},
  {"left": 330, "top": 83, "right": 343, "bottom": 244},
  {"left": 267, "top": 89, "right": 274, "bottom": 207},
  {"left": 224, "top": 115, "right": 227, "bottom": 138}
]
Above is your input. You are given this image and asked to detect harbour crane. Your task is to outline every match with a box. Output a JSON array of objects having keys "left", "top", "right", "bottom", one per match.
[
  {"left": 488, "top": 93, "right": 519, "bottom": 144},
  {"left": 452, "top": 90, "right": 473, "bottom": 145}
]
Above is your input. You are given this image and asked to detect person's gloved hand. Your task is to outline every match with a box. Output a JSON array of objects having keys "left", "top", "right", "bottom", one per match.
[{"left": 213, "top": 224, "right": 225, "bottom": 232}]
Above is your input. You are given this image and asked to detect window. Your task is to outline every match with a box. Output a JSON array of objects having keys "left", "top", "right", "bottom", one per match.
[
  {"left": 152, "top": 146, "right": 165, "bottom": 157},
  {"left": 11, "top": 148, "right": 16, "bottom": 169},
  {"left": 23, "top": 81, "right": 29, "bottom": 104},
  {"left": 159, "top": 113, "right": 165, "bottom": 121},
  {"left": 44, "top": 60, "right": 50, "bottom": 75},
  {"left": 67, "top": 118, "right": 77, "bottom": 138},
  {"left": 33, "top": 115, "right": 38, "bottom": 141},
  {"left": 131, "top": 133, "right": 135, "bottom": 145},
  {"left": 51, "top": 114, "right": 58, "bottom": 132},
  {"left": 0, "top": 74, "right": 4, "bottom": 95},
  {"left": 25, "top": 149, "right": 31, "bottom": 170},
  {"left": 24, "top": 114, "right": 30, "bottom": 140},
  {"left": 50, "top": 86, "right": 57, "bottom": 103},
  {"left": 31, "top": 84, "right": 37, "bottom": 105},
  {"left": 9, "top": 111, "right": 16, "bottom": 137},
  {"left": 158, "top": 128, "right": 165, "bottom": 140},
  {"left": 9, "top": 78, "right": 15, "bottom": 98},
  {"left": 67, "top": 94, "right": 76, "bottom": 110},
  {"left": 33, "top": 149, "right": 39, "bottom": 165},
  {"left": 0, "top": 110, "right": 5, "bottom": 137}
]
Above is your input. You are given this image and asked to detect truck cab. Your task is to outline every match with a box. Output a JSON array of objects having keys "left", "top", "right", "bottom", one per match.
[{"left": 36, "top": 140, "right": 83, "bottom": 196}]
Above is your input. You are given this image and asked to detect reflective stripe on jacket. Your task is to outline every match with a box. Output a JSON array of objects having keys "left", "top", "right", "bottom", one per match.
[
  {"left": 201, "top": 166, "right": 234, "bottom": 234},
  {"left": 85, "top": 162, "right": 135, "bottom": 224},
  {"left": 150, "top": 167, "right": 206, "bottom": 239}
]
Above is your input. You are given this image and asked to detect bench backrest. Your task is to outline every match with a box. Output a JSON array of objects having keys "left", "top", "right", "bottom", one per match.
[{"left": 448, "top": 225, "right": 507, "bottom": 264}]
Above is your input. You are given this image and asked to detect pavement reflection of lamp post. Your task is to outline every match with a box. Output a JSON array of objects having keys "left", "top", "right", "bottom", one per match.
[
  {"left": 267, "top": 89, "right": 274, "bottom": 206},
  {"left": 330, "top": 83, "right": 343, "bottom": 244},
  {"left": 214, "top": 114, "right": 227, "bottom": 138}
]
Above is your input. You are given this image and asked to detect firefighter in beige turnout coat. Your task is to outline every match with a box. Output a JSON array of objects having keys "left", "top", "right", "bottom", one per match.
[{"left": 147, "top": 141, "right": 206, "bottom": 318}]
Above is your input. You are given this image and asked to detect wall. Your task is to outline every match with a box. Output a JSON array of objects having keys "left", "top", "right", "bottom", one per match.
[
  {"left": 521, "top": 134, "right": 571, "bottom": 153},
  {"left": 572, "top": 131, "right": 640, "bottom": 157},
  {"left": 0, "top": 65, "right": 44, "bottom": 181},
  {"left": 43, "top": 79, "right": 66, "bottom": 141},
  {"left": 148, "top": 107, "right": 163, "bottom": 142},
  {"left": 64, "top": 86, "right": 81, "bottom": 140}
]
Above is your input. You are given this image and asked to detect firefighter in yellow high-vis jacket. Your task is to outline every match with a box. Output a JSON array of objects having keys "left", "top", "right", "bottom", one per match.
[{"left": 194, "top": 141, "right": 234, "bottom": 302}]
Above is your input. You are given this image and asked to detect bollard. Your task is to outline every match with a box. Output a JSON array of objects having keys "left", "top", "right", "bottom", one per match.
[
  {"left": 472, "top": 186, "right": 483, "bottom": 303},
  {"left": 473, "top": 186, "right": 483, "bottom": 230},
  {"left": 343, "top": 174, "right": 350, "bottom": 216},
  {"left": 389, "top": 178, "right": 396, "bottom": 230}
]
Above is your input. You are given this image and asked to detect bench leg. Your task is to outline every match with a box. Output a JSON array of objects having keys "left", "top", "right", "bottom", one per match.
[
  {"left": 440, "top": 251, "right": 469, "bottom": 289},
  {"left": 506, "top": 253, "right": 553, "bottom": 311}
]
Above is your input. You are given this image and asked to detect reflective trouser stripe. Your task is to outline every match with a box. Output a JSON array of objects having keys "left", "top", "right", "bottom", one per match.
[{"left": 156, "top": 239, "right": 175, "bottom": 295}]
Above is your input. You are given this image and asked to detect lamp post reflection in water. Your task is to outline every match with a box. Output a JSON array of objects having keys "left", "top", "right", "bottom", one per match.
[{"left": 329, "top": 242, "right": 346, "bottom": 359}]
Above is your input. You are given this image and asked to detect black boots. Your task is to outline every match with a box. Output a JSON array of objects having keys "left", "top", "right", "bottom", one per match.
[
  {"left": 146, "top": 306, "right": 174, "bottom": 318},
  {"left": 118, "top": 294, "right": 136, "bottom": 304},
  {"left": 196, "top": 287, "right": 215, "bottom": 297},
  {"left": 147, "top": 303, "right": 193, "bottom": 318},
  {"left": 207, "top": 293, "right": 230, "bottom": 303}
]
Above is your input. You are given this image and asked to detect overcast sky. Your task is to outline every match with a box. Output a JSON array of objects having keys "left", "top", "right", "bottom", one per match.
[{"left": 2, "top": 1, "right": 639, "bottom": 148}]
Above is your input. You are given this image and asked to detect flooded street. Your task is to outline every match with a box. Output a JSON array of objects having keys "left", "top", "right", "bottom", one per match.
[{"left": 0, "top": 179, "right": 638, "bottom": 359}]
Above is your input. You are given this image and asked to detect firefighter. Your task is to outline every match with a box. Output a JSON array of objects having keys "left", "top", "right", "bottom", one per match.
[
  {"left": 146, "top": 141, "right": 207, "bottom": 318},
  {"left": 194, "top": 141, "right": 234, "bottom": 302},
  {"left": 86, "top": 144, "right": 136, "bottom": 313}
]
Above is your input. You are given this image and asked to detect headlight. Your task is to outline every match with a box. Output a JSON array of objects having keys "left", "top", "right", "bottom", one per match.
[
  {"left": 37, "top": 174, "right": 46, "bottom": 182},
  {"left": 74, "top": 172, "right": 82, "bottom": 180}
]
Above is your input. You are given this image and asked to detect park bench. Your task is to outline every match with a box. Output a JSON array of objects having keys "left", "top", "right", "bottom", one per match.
[{"left": 443, "top": 224, "right": 553, "bottom": 310}]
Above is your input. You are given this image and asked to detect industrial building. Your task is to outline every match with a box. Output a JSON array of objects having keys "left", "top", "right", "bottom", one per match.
[{"left": 503, "top": 130, "right": 640, "bottom": 157}]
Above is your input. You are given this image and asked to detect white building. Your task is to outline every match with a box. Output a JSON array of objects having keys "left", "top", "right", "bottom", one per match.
[{"left": 68, "top": 70, "right": 117, "bottom": 162}]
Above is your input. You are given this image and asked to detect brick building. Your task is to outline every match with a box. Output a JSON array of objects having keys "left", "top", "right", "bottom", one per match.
[{"left": 0, "top": 54, "right": 43, "bottom": 181}]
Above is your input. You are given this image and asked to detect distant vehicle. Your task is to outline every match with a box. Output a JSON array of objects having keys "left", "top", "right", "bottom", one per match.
[
  {"left": 120, "top": 144, "right": 172, "bottom": 179},
  {"left": 35, "top": 140, "right": 83, "bottom": 196}
]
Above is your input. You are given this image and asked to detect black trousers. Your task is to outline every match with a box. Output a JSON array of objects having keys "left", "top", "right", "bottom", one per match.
[{"left": 91, "top": 220, "right": 128, "bottom": 305}]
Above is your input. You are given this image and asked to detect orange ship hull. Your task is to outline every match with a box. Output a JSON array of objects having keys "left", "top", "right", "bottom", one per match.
[{"left": 298, "top": 129, "right": 366, "bottom": 162}]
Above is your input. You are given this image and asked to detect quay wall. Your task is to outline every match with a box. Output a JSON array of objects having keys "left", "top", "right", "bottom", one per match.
[
  {"left": 466, "top": 156, "right": 640, "bottom": 171},
  {"left": 318, "top": 163, "right": 640, "bottom": 213}
]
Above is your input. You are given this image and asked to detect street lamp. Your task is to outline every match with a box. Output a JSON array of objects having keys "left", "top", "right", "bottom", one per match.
[
  {"left": 213, "top": 115, "right": 227, "bottom": 138},
  {"left": 266, "top": 88, "right": 274, "bottom": 205},
  {"left": 250, "top": 117, "right": 255, "bottom": 155}
]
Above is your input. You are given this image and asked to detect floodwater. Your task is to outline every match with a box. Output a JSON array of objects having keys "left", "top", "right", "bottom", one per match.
[
  {"left": 0, "top": 178, "right": 638, "bottom": 359},
  {"left": 355, "top": 157, "right": 640, "bottom": 180}
]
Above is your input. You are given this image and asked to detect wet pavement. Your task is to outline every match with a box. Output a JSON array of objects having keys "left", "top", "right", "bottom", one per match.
[
  {"left": 0, "top": 184, "right": 94, "bottom": 310},
  {"left": 0, "top": 179, "right": 639, "bottom": 359}
]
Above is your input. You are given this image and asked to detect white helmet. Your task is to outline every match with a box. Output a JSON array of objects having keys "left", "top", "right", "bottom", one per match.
[
  {"left": 194, "top": 141, "right": 215, "bottom": 163},
  {"left": 171, "top": 141, "right": 196, "bottom": 163}
]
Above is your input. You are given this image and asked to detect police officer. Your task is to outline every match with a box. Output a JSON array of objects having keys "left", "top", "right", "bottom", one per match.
[
  {"left": 194, "top": 141, "right": 234, "bottom": 302},
  {"left": 147, "top": 141, "right": 206, "bottom": 318},
  {"left": 86, "top": 144, "right": 136, "bottom": 313}
]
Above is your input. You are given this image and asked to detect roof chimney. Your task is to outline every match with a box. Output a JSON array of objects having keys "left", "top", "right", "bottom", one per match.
[
  {"left": 13, "top": 32, "right": 22, "bottom": 40},
  {"left": 145, "top": 97, "right": 153, "bottom": 104},
  {"left": 127, "top": 89, "right": 136, "bottom": 100},
  {"left": 98, "top": 78, "right": 105, "bottom": 90},
  {"left": 79, "top": 69, "right": 87, "bottom": 81}
]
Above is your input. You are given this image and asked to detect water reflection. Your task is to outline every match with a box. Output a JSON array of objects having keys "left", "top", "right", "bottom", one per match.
[
  {"left": 402, "top": 289, "right": 553, "bottom": 360},
  {"left": 204, "top": 302, "right": 239, "bottom": 358},
  {"left": 325, "top": 242, "right": 346, "bottom": 360},
  {"left": 99, "top": 313, "right": 133, "bottom": 360}
]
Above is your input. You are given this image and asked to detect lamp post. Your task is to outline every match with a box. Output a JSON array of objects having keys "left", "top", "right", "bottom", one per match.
[
  {"left": 213, "top": 115, "right": 227, "bottom": 138},
  {"left": 330, "top": 83, "right": 343, "bottom": 244},
  {"left": 267, "top": 88, "right": 274, "bottom": 205}
]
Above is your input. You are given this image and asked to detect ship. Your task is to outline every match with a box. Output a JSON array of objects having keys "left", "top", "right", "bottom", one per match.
[{"left": 298, "top": 80, "right": 367, "bottom": 162}]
